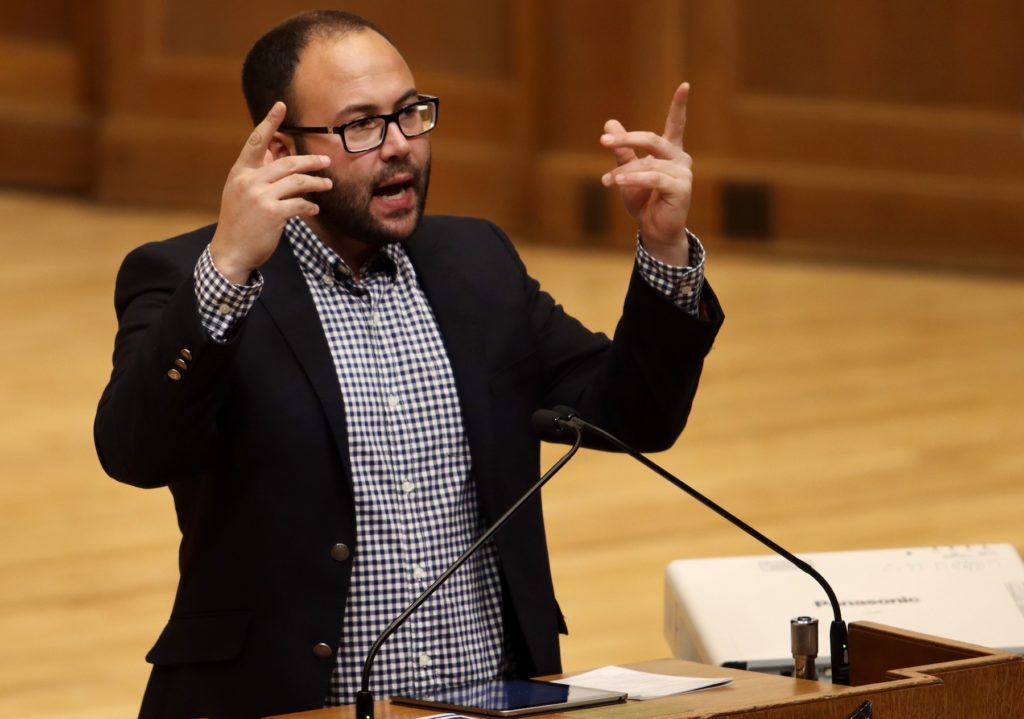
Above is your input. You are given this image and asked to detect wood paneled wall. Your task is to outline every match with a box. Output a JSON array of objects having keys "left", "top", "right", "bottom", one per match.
[
  {"left": 0, "top": 2, "right": 96, "bottom": 191},
  {"left": 681, "top": 1, "right": 1024, "bottom": 272},
  {"left": 5, "top": 1, "right": 1024, "bottom": 271}
]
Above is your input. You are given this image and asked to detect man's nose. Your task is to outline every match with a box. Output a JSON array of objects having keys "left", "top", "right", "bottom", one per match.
[{"left": 379, "top": 120, "right": 411, "bottom": 159}]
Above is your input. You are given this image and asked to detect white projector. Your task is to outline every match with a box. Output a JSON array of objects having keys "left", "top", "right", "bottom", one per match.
[{"left": 664, "top": 544, "right": 1024, "bottom": 676}]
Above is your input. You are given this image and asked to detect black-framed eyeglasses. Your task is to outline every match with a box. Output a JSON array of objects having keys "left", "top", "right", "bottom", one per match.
[{"left": 280, "top": 95, "right": 439, "bottom": 153}]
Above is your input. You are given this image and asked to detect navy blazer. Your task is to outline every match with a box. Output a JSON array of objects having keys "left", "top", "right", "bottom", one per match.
[{"left": 94, "top": 215, "right": 724, "bottom": 718}]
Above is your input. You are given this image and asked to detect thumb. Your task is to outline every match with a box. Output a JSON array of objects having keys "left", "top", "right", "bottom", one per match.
[{"left": 602, "top": 119, "right": 638, "bottom": 167}]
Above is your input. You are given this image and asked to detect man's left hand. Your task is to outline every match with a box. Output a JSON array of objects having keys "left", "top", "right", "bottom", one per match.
[{"left": 601, "top": 81, "right": 693, "bottom": 266}]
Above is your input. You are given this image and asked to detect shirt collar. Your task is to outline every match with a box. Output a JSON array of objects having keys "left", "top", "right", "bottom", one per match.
[{"left": 284, "top": 217, "right": 401, "bottom": 284}]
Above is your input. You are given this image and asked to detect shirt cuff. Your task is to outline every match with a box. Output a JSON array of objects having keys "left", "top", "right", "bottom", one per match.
[
  {"left": 193, "top": 245, "right": 264, "bottom": 343},
  {"left": 635, "top": 231, "right": 706, "bottom": 317}
]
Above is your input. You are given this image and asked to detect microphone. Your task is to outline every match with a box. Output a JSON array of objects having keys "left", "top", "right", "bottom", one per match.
[
  {"left": 545, "top": 406, "right": 850, "bottom": 685},
  {"left": 531, "top": 408, "right": 575, "bottom": 437},
  {"left": 354, "top": 412, "right": 585, "bottom": 719}
]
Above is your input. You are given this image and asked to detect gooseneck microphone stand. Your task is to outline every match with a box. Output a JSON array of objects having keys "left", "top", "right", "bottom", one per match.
[
  {"left": 541, "top": 407, "right": 850, "bottom": 686},
  {"left": 354, "top": 421, "right": 584, "bottom": 719}
]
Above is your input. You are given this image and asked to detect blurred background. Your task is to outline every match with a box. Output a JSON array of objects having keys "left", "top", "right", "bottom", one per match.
[
  {"left": 2, "top": 1, "right": 1023, "bottom": 717},
  {"left": 5, "top": 0, "right": 1024, "bottom": 267}
]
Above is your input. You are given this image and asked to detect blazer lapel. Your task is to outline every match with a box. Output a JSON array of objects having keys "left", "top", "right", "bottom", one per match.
[
  {"left": 404, "top": 229, "right": 496, "bottom": 481},
  {"left": 257, "top": 239, "right": 353, "bottom": 483},
  {"left": 253, "top": 227, "right": 496, "bottom": 497}
]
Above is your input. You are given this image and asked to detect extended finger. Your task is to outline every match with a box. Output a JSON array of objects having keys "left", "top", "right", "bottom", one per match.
[
  {"left": 663, "top": 82, "right": 689, "bottom": 147},
  {"left": 609, "top": 169, "right": 691, "bottom": 198},
  {"left": 238, "top": 101, "right": 288, "bottom": 168},
  {"left": 601, "top": 119, "right": 639, "bottom": 167},
  {"left": 602, "top": 155, "right": 691, "bottom": 187},
  {"left": 278, "top": 197, "right": 322, "bottom": 218},
  {"left": 607, "top": 153, "right": 692, "bottom": 176},
  {"left": 258, "top": 153, "right": 332, "bottom": 184},
  {"left": 268, "top": 173, "right": 333, "bottom": 199},
  {"left": 602, "top": 129, "right": 685, "bottom": 160}
]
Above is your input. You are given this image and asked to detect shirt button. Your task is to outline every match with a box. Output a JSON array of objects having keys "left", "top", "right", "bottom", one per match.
[
  {"left": 677, "top": 286, "right": 693, "bottom": 298},
  {"left": 371, "top": 311, "right": 381, "bottom": 325},
  {"left": 418, "top": 653, "right": 432, "bottom": 667},
  {"left": 401, "top": 481, "right": 414, "bottom": 494},
  {"left": 413, "top": 565, "right": 427, "bottom": 580},
  {"left": 387, "top": 395, "right": 399, "bottom": 409},
  {"left": 323, "top": 273, "right": 335, "bottom": 286},
  {"left": 217, "top": 302, "right": 232, "bottom": 315}
]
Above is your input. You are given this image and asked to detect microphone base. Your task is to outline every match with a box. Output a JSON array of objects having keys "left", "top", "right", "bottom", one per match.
[
  {"left": 830, "top": 620, "right": 850, "bottom": 686},
  {"left": 355, "top": 689, "right": 375, "bottom": 719}
]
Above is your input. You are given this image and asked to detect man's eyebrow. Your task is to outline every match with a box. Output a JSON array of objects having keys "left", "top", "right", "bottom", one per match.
[{"left": 333, "top": 89, "right": 419, "bottom": 123}]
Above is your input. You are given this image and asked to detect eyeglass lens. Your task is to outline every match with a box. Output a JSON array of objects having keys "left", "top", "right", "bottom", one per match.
[{"left": 345, "top": 101, "right": 437, "bottom": 152}]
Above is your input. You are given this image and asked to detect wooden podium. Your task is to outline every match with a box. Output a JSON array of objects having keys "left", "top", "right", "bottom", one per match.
[{"left": 269, "top": 623, "right": 1024, "bottom": 718}]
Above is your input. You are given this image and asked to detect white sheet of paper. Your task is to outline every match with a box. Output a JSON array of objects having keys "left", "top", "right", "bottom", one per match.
[{"left": 553, "top": 665, "right": 733, "bottom": 701}]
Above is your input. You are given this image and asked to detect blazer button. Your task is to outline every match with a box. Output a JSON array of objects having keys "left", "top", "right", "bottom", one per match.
[
  {"left": 330, "top": 543, "right": 351, "bottom": 562},
  {"left": 313, "top": 643, "right": 333, "bottom": 660},
  {"left": 167, "top": 369, "right": 182, "bottom": 381}
]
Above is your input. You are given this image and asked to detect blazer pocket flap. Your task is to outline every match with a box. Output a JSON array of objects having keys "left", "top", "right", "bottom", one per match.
[{"left": 146, "top": 611, "right": 251, "bottom": 666}]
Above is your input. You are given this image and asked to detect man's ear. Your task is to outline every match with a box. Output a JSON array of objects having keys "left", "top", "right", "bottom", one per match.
[{"left": 269, "top": 132, "right": 295, "bottom": 160}]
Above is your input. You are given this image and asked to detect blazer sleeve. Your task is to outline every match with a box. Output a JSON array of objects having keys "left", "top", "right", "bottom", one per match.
[
  {"left": 505, "top": 227, "right": 725, "bottom": 452},
  {"left": 94, "top": 228, "right": 241, "bottom": 488}
]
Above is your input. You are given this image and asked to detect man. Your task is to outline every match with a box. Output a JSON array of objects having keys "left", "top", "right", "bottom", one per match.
[{"left": 95, "top": 10, "right": 723, "bottom": 719}]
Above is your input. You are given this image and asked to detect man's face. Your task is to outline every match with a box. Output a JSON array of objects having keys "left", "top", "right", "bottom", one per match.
[{"left": 288, "top": 31, "right": 432, "bottom": 249}]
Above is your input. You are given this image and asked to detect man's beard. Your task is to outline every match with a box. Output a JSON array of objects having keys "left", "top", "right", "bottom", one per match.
[{"left": 308, "top": 155, "right": 431, "bottom": 250}]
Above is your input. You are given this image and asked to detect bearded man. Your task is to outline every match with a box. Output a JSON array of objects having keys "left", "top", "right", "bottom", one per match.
[{"left": 94, "top": 9, "right": 723, "bottom": 719}]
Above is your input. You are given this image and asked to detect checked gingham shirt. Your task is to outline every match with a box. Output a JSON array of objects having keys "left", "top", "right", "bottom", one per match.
[{"left": 192, "top": 218, "right": 705, "bottom": 705}]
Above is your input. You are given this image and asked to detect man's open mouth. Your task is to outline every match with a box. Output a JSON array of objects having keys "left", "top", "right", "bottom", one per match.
[{"left": 373, "top": 174, "right": 415, "bottom": 200}]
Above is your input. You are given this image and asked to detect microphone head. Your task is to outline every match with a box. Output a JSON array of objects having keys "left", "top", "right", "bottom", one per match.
[
  {"left": 531, "top": 407, "right": 583, "bottom": 440},
  {"left": 551, "top": 405, "right": 579, "bottom": 420},
  {"left": 531, "top": 409, "right": 565, "bottom": 435}
]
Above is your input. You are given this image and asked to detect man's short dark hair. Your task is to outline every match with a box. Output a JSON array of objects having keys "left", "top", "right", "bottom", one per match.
[{"left": 241, "top": 9, "right": 392, "bottom": 125}]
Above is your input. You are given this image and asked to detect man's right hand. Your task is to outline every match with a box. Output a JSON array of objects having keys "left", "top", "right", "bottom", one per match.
[{"left": 209, "top": 101, "right": 333, "bottom": 284}]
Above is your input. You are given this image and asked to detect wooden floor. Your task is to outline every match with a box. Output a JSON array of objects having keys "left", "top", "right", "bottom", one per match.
[{"left": 1, "top": 189, "right": 1022, "bottom": 718}]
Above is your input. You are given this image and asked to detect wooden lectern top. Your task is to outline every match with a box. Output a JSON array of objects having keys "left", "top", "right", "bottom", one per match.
[{"left": 269, "top": 623, "right": 1024, "bottom": 719}]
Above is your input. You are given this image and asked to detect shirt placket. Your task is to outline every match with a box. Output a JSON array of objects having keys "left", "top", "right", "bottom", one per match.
[
  {"left": 285, "top": 221, "right": 505, "bottom": 704},
  {"left": 368, "top": 275, "right": 440, "bottom": 685}
]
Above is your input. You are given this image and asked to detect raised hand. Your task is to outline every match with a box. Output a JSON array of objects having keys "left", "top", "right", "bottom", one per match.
[
  {"left": 209, "top": 101, "right": 333, "bottom": 284},
  {"left": 600, "top": 82, "right": 693, "bottom": 266}
]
